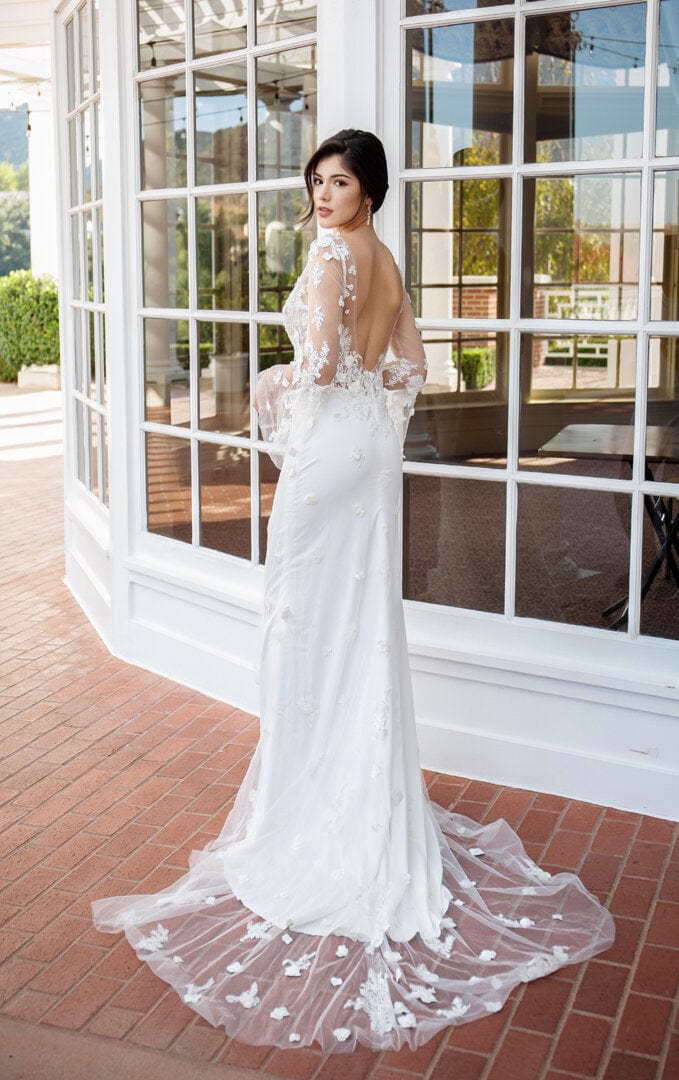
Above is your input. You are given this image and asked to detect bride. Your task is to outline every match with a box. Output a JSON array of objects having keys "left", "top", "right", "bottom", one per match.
[{"left": 92, "top": 129, "right": 614, "bottom": 1053}]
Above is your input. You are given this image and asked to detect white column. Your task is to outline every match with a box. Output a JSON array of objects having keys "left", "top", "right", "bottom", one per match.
[{"left": 28, "top": 102, "right": 59, "bottom": 279}]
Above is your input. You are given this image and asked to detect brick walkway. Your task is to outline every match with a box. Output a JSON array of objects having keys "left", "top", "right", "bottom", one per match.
[{"left": 0, "top": 387, "right": 677, "bottom": 1080}]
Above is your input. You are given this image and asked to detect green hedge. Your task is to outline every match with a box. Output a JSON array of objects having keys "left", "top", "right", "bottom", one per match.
[
  {"left": 0, "top": 270, "right": 60, "bottom": 381},
  {"left": 453, "top": 347, "right": 495, "bottom": 389}
]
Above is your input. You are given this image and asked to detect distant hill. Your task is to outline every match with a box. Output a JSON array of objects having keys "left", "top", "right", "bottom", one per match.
[{"left": 0, "top": 107, "right": 29, "bottom": 168}]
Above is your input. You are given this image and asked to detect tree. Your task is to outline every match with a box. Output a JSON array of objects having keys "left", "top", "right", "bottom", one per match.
[
  {"left": 0, "top": 193, "right": 30, "bottom": 276},
  {"left": 0, "top": 162, "right": 17, "bottom": 190}
]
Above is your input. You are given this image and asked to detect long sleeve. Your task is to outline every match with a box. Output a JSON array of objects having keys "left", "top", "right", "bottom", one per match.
[
  {"left": 255, "top": 363, "right": 294, "bottom": 468},
  {"left": 382, "top": 290, "right": 427, "bottom": 447},
  {"left": 298, "top": 239, "right": 350, "bottom": 387}
]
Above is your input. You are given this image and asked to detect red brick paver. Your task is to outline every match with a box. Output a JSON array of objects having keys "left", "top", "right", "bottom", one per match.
[{"left": 1, "top": 388, "right": 678, "bottom": 1079}]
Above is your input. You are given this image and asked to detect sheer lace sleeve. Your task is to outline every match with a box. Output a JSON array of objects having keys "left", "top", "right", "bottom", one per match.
[
  {"left": 255, "top": 363, "right": 293, "bottom": 469},
  {"left": 382, "top": 291, "right": 427, "bottom": 447},
  {"left": 298, "top": 237, "right": 351, "bottom": 387}
]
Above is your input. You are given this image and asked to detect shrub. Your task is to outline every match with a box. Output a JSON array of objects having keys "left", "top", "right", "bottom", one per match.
[
  {"left": 0, "top": 270, "right": 60, "bottom": 381},
  {"left": 453, "top": 347, "right": 495, "bottom": 389}
]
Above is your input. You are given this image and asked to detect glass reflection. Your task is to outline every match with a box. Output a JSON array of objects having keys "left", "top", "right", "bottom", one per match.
[
  {"left": 657, "top": 0, "right": 679, "bottom": 156},
  {"left": 525, "top": 4, "right": 645, "bottom": 164},
  {"left": 258, "top": 189, "right": 314, "bottom": 312},
  {"left": 87, "top": 310, "right": 96, "bottom": 399},
  {"left": 516, "top": 485, "right": 631, "bottom": 630},
  {"left": 75, "top": 399, "right": 87, "bottom": 484},
  {"left": 259, "top": 450, "right": 279, "bottom": 564},
  {"left": 195, "top": 64, "right": 247, "bottom": 185},
  {"left": 519, "top": 334, "right": 636, "bottom": 480},
  {"left": 640, "top": 507, "right": 679, "bottom": 640},
  {"left": 256, "top": 46, "right": 317, "bottom": 179},
  {"left": 66, "top": 18, "right": 76, "bottom": 113},
  {"left": 83, "top": 109, "right": 92, "bottom": 203},
  {"left": 199, "top": 444, "right": 251, "bottom": 558},
  {"left": 647, "top": 337, "right": 679, "bottom": 486},
  {"left": 408, "top": 179, "right": 511, "bottom": 320},
  {"left": 140, "top": 74, "right": 187, "bottom": 190},
  {"left": 146, "top": 432, "right": 192, "bottom": 544},
  {"left": 93, "top": 0, "right": 101, "bottom": 91},
  {"left": 142, "top": 198, "right": 188, "bottom": 308},
  {"left": 406, "top": 331, "right": 508, "bottom": 466},
  {"left": 71, "top": 214, "right": 82, "bottom": 300},
  {"left": 196, "top": 194, "right": 249, "bottom": 310},
  {"left": 85, "top": 211, "right": 93, "bottom": 300},
  {"left": 95, "top": 311, "right": 106, "bottom": 405},
  {"left": 96, "top": 105, "right": 104, "bottom": 197},
  {"left": 138, "top": 0, "right": 185, "bottom": 70},
  {"left": 256, "top": 0, "right": 317, "bottom": 44},
  {"left": 404, "top": 475, "right": 506, "bottom": 613},
  {"left": 258, "top": 323, "right": 294, "bottom": 376},
  {"left": 651, "top": 172, "right": 679, "bottom": 322},
  {"left": 406, "top": 1, "right": 511, "bottom": 12},
  {"left": 68, "top": 119, "right": 79, "bottom": 207},
  {"left": 197, "top": 321, "right": 250, "bottom": 436},
  {"left": 79, "top": 4, "right": 90, "bottom": 103},
  {"left": 90, "top": 407, "right": 99, "bottom": 498},
  {"left": 143, "top": 317, "right": 190, "bottom": 426},
  {"left": 523, "top": 173, "right": 640, "bottom": 320},
  {"left": 406, "top": 19, "right": 513, "bottom": 169},
  {"left": 193, "top": 0, "right": 247, "bottom": 57}
]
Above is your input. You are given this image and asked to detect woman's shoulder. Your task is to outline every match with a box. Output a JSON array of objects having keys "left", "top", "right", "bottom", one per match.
[{"left": 308, "top": 232, "right": 352, "bottom": 265}]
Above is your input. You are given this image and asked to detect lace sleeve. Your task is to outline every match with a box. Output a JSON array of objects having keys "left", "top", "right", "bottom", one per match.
[
  {"left": 298, "top": 238, "right": 350, "bottom": 387},
  {"left": 255, "top": 363, "right": 293, "bottom": 469},
  {"left": 382, "top": 291, "right": 427, "bottom": 447}
]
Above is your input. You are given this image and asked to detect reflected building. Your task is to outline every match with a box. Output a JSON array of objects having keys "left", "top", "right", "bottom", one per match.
[{"left": 54, "top": 0, "right": 679, "bottom": 820}]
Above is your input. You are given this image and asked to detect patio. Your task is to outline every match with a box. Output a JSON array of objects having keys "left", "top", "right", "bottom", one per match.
[{"left": 0, "top": 387, "right": 677, "bottom": 1080}]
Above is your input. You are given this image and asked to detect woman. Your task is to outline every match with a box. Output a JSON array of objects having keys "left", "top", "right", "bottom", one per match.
[{"left": 92, "top": 130, "right": 614, "bottom": 1053}]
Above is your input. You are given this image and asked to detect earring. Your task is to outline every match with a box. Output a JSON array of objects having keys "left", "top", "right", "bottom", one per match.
[{"left": 366, "top": 203, "right": 372, "bottom": 228}]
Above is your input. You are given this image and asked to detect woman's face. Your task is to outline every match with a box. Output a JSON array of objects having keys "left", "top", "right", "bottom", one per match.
[{"left": 311, "top": 154, "right": 367, "bottom": 231}]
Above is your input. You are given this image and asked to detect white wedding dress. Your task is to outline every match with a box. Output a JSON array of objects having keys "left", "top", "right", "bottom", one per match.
[{"left": 92, "top": 234, "right": 614, "bottom": 1052}]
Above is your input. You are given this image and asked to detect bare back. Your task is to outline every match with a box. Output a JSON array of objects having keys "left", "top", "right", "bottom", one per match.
[{"left": 346, "top": 236, "right": 404, "bottom": 371}]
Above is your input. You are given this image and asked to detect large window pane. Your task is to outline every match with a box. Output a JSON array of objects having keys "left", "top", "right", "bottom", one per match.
[
  {"left": 256, "top": 46, "right": 316, "bottom": 179},
  {"left": 406, "top": 2, "right": 512, "bottom": 12},
  {"left": 256, "top": 0, "right": 316, "bottom": 44},
  {"left": 196, "top": 194, "right": 249, "bottom": 310},
  {"left": 406, "top": 331, "right": 509, "bottom": 466},
  {"left": 198, "top": 321, "right": 250, "bottom": 435},
  {"left": 195, "top": 63, "right": 248, "bottom": 185},
  {"left": 404, "top": 475, "right": 506, "bottom": 613},
  {"left": 199, "top": 444, "right": 251, "bottom": 558},
  {"left": 142, "top": 198, "right": 188, "bottom": 308},
  {"left": 520, "top": 334, "right": 636, "bottom": 479},
  {"left": 639, "top": 505, "right": 679, "bottom": 640},
  {"left": 406, "top": 19, "right": 513, "bottom": 169},
  {"left": 78, "top": 4, "right": 91, "bottom": 104},
  {"left": 516, "top": 485, "right": 631, "bottom": 630},
  {"left": 143, "top": 317, "right": 190, "bottom": 426},
  {"left": 408, "top": 179, "right": 511, "bottom": 320},
  {"left": 146, "top": 432, "right": 192, "bottom": 543},
  {"left": 258, "top": 189, "right": 314, "bottom": 312},
  {"left": 193, "top": 0, "right": 247, "bottom": 57},
  {"left": 657, "top": 0, "right": 679, "bottom": 156},
  {"left": 525, "top": 4, "right": 646, "bottom": 164},
  {"left": 651, "top": 171, "right": 679, "bottom": 321},
  {"left": 138, "top": 0, "right": 186, "bottom": 70},
  {"left": 522, "top": 173, "right": 640, "bottom": 320},
  {"left": 140, "top": 74, "right": 187, "bottom": 190},
  {"left": 647, "top": 337, "right": 679, "bottom": 485}
]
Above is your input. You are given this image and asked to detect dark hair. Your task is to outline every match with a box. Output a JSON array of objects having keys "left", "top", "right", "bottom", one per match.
[{"left": 299, "top": 129, "right": 389, "bottom": 228}]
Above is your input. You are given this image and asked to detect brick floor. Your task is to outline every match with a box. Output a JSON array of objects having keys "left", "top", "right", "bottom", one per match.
[{"left": 0, "top": 388, "right": 678, "bottom": 1079}]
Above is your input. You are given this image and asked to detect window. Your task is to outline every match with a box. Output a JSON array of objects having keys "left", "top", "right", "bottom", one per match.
[
  {"left": 402, "top": 0, "right": 679, "bottom": 643},
  {"left": 63, "top": 0, "right": 107, "bottom": 504},
  {"left": 136, "top": 0, "right": 317, "bottom": 561}
]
